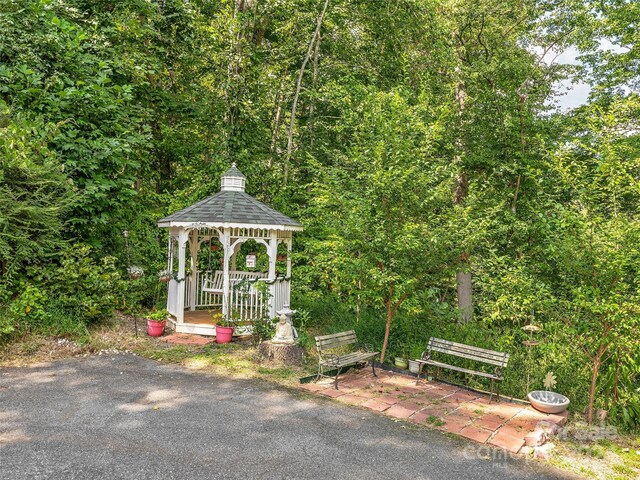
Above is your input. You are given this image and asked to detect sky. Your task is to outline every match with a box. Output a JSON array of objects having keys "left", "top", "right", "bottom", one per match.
[{"left": 551, "top": 46, "right": 591, "bottom": 111}]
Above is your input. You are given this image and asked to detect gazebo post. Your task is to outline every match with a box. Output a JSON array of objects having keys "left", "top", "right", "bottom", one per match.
[
  {"left": 268, "top": 232, "right": 278, "bottom": 317},
  {"left": 286, "top": 239, "right": 292, "bottom": 277},
  {"left": 188, "top": 229, "right": 198, "bottom": 311},
  {"left": 175, "top": 228, "right": 189, "bottom": 325},
  {"left": 221, "top": 228, "right": 231, "bottom": 319}
]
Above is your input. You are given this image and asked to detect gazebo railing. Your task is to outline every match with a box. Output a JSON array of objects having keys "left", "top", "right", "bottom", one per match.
[{"left": 183, "top": 271, "right": 291, "bottom": 321}]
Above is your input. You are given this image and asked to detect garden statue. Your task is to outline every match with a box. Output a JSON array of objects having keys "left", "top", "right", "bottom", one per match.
[{"left": 272, "top": 312, "right": 295, "bottom": 344}]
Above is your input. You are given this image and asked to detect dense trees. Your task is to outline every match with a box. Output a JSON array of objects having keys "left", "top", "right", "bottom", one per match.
[{"left": 0, "top": 0, "right": 638, "bottom": 428}]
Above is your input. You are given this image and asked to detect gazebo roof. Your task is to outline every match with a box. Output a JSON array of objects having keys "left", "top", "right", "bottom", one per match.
[{"left": 158, "top": 164, "right": 302, "bottom": 231}]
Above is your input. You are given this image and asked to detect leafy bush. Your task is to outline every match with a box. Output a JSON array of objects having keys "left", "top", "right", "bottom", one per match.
[{"left": 39, "top": 245, "right": 122, "bottom": 323}]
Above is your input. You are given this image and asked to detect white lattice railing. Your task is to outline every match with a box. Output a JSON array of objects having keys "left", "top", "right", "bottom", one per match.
[{"left": 183, "top": 271, "right": 291, "bottom": 321}]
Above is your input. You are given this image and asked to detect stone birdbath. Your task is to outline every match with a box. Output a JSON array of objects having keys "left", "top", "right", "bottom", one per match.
[{"left": 528, "top": 371, "right": 570, "bottom": 414}]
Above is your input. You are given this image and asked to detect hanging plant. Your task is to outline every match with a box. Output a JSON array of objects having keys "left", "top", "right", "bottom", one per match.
[
  {"left": 158, "top": 269, "right": 173, "bottom": 283},
  {"left": 128, "top": 265, "right": 144, "bottom": 280}
]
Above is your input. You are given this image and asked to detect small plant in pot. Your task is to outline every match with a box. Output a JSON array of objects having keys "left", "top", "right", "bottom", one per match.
[
  {"left": 146, "top": 309, "right": 168, "bottom": 337},
  {"left": 213, "top": 313, "right": 234, "bottom": 344}
]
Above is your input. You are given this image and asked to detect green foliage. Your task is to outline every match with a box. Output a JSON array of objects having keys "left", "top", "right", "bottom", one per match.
[
  {"left": 1, "top": 0, "right": 638, "bottom": 431},
  {"left": 252, "top": 316, "right": 276, "bottom": 344},
  {"left": 36, "top": 246, "right": 122, "bottom": 323},
  {"left": 145, "top": 309, "right": 169, "bottom": 321}
]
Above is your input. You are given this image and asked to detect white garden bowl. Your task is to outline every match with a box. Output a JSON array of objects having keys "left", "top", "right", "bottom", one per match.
[{"left": 527, "top": 390, "right": 570, "bottom": 414}]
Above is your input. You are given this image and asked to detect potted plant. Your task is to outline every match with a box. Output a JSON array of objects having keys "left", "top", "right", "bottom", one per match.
[
  {"left": 213, "top": 313, "right": 234, "bottom": 344},
  {"left": 146, "top": 309, "right": 168, "bottom": 337},
  {"left": 128, "top": 265, "right": 144, "bottom": 280}
]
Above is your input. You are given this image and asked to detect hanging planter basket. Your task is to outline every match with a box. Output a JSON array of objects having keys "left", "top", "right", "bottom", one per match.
[
  {"left": 210, "top": 244, "right": 220, "bottom": 252},
  {"left": 128, "top": 266, "right": 144, "bottom": 280},
  {"left": 158, "top": 270, "right": 173, "bottom": 283},
  {"left": 277, "top": 254, "right": 287, "bottom": 262}
]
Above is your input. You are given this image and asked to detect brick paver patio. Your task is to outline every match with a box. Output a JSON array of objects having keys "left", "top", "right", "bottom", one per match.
[{"left": 300, "top": 369, "right": 568, "bottom": 454}]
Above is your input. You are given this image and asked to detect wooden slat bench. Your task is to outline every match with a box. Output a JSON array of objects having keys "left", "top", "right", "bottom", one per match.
[
  {"left": 415, "top": 337, "right": 509, "bottom": 402},
  {"left": 315, "top": 331, "right": 379, "bottom": 390}
]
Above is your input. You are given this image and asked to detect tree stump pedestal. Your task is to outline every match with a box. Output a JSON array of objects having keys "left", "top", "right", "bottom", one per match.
[{"left": 258, "top": 341, "right": 304, "bottom": 366}]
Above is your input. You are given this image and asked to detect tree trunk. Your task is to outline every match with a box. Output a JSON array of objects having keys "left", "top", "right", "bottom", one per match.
[
  {"left": 456, "top": 271, "right": 473, "bottom": 322},
  {"left": 380, "top": 298, "right": 393, "bottom": 364},
  {"left": 284, "top": 0, "right": 329, "bottom": 185},
  {"left": 587, "top": 345, "right": 605, "bottom": 425}
]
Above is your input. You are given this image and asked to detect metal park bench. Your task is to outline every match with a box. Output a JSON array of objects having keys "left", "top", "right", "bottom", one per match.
[
  {"left": 415, "top": 337, "right": 509, "bottom": 402},
  {"left": 315, "top": 330, "right": 379, "bottom": 389}
]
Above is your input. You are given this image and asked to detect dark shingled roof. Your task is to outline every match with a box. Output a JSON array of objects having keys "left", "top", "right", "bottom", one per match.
[
  {"left": 158, "top": 191, "right": 302, "bottom": 228},
  {"left": 222, "top": 164, "right": 246, "bottom": 178}
]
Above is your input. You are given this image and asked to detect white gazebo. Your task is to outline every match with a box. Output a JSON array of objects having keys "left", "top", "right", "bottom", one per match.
[{"left": 158, "top": 164, "right": 303, "bottom": 335}]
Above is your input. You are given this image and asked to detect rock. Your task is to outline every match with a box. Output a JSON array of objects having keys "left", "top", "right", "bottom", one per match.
[
  {"left": 525, "top": 430, "right": 548, "bottom": 447},
  {"left": 536, "top": 420, "right": 561, "bottom": 435},
  {"left": 533, "top": 442, "right": 555, "bottom": 461},
  {"left": 520, "top": 446, "right": 534, "bottom": 456}
]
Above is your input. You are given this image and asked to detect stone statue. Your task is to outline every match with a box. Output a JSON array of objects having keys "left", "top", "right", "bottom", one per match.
[
  {"left": 271, "top": 304, "right": 299, "bottom": 344},
  {"left": 271, "top": 312, "right": 295, "bottom": 344}
]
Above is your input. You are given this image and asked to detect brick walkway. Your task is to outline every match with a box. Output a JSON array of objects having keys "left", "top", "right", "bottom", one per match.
[{"left": 300, "top": 369, "right": 568, "bottom": 454}]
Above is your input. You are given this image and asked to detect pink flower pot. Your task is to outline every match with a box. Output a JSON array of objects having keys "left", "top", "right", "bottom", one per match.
[
  {"left": 215, "top": 325, "right": 234, "bottom": 344},
  {"left": 147, "top": 319, "right": 166, "bottom": 337}
]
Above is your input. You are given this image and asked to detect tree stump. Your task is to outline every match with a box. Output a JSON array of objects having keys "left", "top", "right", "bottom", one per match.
[{"left": 258, "top": 341, "right": 304, "bottom": 366}]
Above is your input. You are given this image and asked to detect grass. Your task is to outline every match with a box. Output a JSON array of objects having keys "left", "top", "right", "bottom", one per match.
[{"left": 426, "top": 415, "right": 445, "bottom": 427}]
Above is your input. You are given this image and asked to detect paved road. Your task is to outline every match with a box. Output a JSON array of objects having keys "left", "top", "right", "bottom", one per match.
[{"left": 0, "top": 355, "right": 574, "bottom": 480}]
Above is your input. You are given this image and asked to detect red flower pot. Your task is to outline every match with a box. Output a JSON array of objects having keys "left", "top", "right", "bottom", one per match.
[
  {"left": 215, "top": 325, "right": 234, "bottom": 344},
  {"left": 147, "top": 319, "right": 166, "bottom": 337}
]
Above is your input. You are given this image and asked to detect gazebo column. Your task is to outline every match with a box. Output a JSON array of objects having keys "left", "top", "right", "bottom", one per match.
[
  {"left": 175, "top": 228, "right": 189, "bottom": 325},
  {"left": 286, "top": 239, "right": 292, "bottom": 277},
  {"left": 268, "top": 231, "right": 278, "bottom": 317},
  {"left": 188, "top": 230, "right": 199, "bottom": 311},
  {"left": 221, "top": 228, "right": 231, "bottom": 319}
]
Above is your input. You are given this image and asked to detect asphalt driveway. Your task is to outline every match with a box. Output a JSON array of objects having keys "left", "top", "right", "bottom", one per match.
[{"left": 0, "top": 354, "right": 574, "bottom": 480}]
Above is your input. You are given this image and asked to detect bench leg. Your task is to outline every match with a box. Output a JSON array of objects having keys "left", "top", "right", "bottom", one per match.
[
  {"left": 416, "top": 364, "right": 428, "bottom": 385},
  {"left": 371, "top": 360, "right": 377, "bottom": 378},
  {"left": 314, "top": 364, "right": 322, "bottom": 383},
  {"left": 334, "top": 368, "right": 341, "bottom": 390},
  {"left": 496, "top": 380, "right": 501, "bottom": 403},
  {"left": 489, "top": 378, "right": 495, "bottom": 403}
]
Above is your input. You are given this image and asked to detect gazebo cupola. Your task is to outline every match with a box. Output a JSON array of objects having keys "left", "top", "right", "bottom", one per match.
[
  {"left": 158, "top": 164, "right": 302, "bottom": 336},
  {"left": 220, "top": 163, "right": 246, "bottom": 192}
]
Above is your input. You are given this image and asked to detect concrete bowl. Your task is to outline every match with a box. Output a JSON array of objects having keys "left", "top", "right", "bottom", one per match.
[{"left": 527, "top": 390, "right": 570, "bottom": 414}]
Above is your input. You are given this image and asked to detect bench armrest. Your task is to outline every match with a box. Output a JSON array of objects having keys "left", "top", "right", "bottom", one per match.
[
  {"left": 419, "top": 350, "right": 431, "bottom": 362},
  {"left": 358, "top": 343, "right": 376, "bottom": 354},
  {"left": 319, "top": 352, "right": 340, "bottom": 366}
]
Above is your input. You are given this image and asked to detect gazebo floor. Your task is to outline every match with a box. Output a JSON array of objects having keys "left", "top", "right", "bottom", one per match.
[
  {"left": 179, "top": 309, "right": 262, "bottom": 327},
  {"left": 183, "top": 310, "right": 219, "bottom": 326}
]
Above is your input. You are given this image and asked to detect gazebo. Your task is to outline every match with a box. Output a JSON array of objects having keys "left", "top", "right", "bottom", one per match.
[{"left": 157, "top": 164, "right": 303, "bottom": 335}]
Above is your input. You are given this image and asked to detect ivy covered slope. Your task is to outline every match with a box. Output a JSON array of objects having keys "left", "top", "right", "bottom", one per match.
[{"left": 0, "top": 0, "right": 638, "bottom": 431}]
